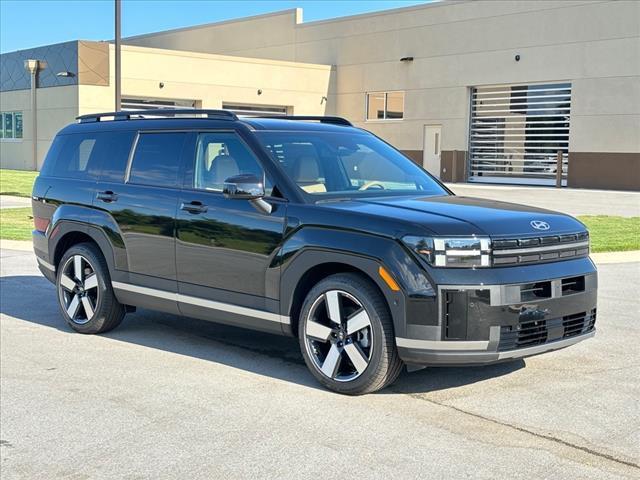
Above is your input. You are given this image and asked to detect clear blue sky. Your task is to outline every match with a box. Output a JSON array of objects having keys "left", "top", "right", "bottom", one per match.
[{"left": 0, "top": 0, "right": 431, "bottom": 53}]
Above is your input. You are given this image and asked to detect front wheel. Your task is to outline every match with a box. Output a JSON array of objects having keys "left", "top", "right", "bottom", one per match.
[
  {"left": 298, "top": 273, "right": 403, "bottom": 395},
  {"left": 56, "top": 243, "right": 125, "bottom": 334}
]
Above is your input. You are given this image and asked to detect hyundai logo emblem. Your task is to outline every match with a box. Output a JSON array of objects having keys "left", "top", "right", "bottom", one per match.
[{"left": 530, "top": 220, "right": 550, "bottom": 231}]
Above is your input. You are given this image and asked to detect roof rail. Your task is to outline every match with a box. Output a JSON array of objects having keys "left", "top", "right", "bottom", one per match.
[
  {"left": 76, "top": 109, "right": 238, "bottom": 123},
  {"left": 252, "top": 115, "right": 353, "bottom": 126}
]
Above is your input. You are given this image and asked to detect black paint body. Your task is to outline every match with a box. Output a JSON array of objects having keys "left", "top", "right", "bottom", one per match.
[{"left": 32, "top": 116, "right": 597, "bottom": 365}]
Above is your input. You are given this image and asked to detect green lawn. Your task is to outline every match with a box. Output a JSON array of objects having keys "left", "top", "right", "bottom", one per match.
[
  {"left": 0, "top": 207, "right": 33, "bottom": 241},
  {"left": 577, "top": 216, "right": 640, "bottom": 253},
  {"left": 0, "top": 169, "right": 38, "bottom": 197}
]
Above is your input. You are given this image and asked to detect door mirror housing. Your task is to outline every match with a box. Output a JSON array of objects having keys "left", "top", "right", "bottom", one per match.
[
  {"left": 223, "top": 173, "right": 272, "bottom": 214},
  {"left": 223, "top": 174, "right": 265, "bottom": 200}
]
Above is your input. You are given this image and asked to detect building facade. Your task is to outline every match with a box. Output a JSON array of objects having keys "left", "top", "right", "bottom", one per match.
[{"left": 1, "top": 0, "right": 639, "bottom": 189}]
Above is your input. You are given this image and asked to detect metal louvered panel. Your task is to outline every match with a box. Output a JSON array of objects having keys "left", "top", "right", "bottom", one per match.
[
  {"left": 222, "top": 103, "right": 289, "bottom": 116},
  {"left": 468, "top": 83, "right": 571, "bottom": 186},
  {"left": 121, "top": 98, "right": 196, "bottom": 111}
]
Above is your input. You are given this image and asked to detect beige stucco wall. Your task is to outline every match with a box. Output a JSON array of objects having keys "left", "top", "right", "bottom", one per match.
[
  {"left": 79, "top": 44, "right": 332, "bottom": 117},
  {"left": 0, "top": 85, "right": 78, "bottom": 170},
  {"left": 1, "top": 45, "right": 331, "bottom": 170},
  {"left": 125, "top": 0, "right": 640, "bottom": 155}
]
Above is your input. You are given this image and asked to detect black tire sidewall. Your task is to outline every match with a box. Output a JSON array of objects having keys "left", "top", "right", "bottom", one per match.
[
  {"left": 56, "top": 243, "right": 119, "bottom": 334},
  {"left": 298, "top": 274, "right": 395, "bottom": 395}
]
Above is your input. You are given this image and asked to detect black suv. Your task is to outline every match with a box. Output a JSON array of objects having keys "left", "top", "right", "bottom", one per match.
[{"left": 32, "top": 110, "right": 597, "bottom": 394}]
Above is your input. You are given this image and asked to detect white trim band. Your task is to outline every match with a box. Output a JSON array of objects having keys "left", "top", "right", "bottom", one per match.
[
  {"left": 37, "top": 257, "right": 55, "bottom": 272},
  {"left": 112, "top": 281, "right": 289, "bottom": 324},
  {"left": 395, "top": 338, "right": 490, "bottom": 350}
]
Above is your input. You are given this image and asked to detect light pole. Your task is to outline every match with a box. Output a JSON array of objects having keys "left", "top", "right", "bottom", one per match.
[
  {"left": 115, "top": 0, "right": 121, "bottom": 111},
  {"left": 24, "top": 59, "right": 40, "bottom": 171}
]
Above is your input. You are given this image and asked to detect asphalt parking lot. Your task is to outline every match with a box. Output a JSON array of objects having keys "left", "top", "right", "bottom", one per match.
[{"left": 1, "top": 247, "right": 638, "bottom": 479}]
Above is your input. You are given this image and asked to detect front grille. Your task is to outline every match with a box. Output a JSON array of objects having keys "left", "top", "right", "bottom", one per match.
[
  {"left": 498, "top": 309, "right": 596, "bottom": 351},
  {"left": 492, "top": 232, "right": 589, "bottom": 266}
]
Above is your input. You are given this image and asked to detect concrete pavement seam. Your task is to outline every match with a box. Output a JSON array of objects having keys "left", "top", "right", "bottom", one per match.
[{"left": 397, "top": 390, "right": 640, "bottom": 471}]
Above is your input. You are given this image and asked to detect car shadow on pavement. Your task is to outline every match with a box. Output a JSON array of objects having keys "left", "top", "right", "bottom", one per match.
[{"left": 1, "top": 274, "right": 524, "bottom": 394}]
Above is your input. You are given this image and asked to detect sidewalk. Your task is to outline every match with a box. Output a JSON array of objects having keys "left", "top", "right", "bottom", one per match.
[
  {"left": 446, "top": 183, "right": 640, "bottom": 217},
  {"left": 0, "top": 195, "right": 31, "bottom": 209}
]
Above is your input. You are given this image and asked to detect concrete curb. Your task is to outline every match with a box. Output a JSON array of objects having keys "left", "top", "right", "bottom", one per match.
[
  {"left": 590, "top": 250, "right": 640, "bottom": 264},
  {"left": 1, "top": 239, "right": 638, "bottom": 264}
]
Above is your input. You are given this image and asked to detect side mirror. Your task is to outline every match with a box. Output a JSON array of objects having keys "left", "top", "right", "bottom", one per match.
[
  {"left": 223, "top": 174, "right": 265, "bottom": 200},
  {"left": 223, "top": 173, "right": 272, "bottom": 214}
]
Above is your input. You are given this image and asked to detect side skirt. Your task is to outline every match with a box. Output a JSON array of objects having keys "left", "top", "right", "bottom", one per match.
[{"left": 112, "top": 281, "right": 289, "bottom": 335}]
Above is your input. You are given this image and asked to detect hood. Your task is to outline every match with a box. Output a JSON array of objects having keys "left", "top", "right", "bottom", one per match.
[{"left": 328, "top": 195, "right": 586, "bottom": 237}]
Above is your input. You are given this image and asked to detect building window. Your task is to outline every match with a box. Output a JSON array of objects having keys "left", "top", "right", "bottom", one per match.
[
  {"left": 366, "top": 92, "right": 404, "bottom": 121},
  {"left": 0, "top": 112, "right": 23, "bottom": 140}
]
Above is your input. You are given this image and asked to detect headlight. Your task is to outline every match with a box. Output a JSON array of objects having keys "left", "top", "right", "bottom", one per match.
[{"left": 403, "top": 236, "right": 491, "bottom": 268}]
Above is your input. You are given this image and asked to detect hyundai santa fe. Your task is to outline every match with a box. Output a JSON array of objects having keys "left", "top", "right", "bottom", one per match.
[{"left": 31, "top": 109, "right": 597, "bottom": 394}]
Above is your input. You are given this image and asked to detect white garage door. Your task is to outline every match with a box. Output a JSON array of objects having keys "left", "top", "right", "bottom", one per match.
[
  {"left": 121, "top": 98, "right": 196, "bottom": 111},
  {"left": 468, "top": 83, "right": 571, "bottom": 186},
  {"left": 222, "top": 103, "right": 289, "bottom": 116}
]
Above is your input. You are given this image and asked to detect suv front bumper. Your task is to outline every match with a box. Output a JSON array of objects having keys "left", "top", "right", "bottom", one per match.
[
  {"left": 397, "top": 329, "right": 595, "bottom": 365},
  {"left": 396, "top": 271, "right": 597, "bottom": 366}
]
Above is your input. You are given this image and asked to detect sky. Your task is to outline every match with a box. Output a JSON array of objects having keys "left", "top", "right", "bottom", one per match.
[{"left": 0, "top": 0, "right": 432, "bottom": 53}]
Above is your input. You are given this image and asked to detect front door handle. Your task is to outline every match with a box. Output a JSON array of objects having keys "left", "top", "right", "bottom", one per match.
[
  {"left": 96, "top": 190, "right": 118, "bottom": 203},
  {"left": 180, "top": 201, "right": 208, "bottom": 214}
]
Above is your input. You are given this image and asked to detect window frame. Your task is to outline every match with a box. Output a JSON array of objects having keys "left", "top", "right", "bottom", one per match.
[
  {"left": 0, "top": 111, "right": 24, "bottom": 142},
  {"left": 184, "top": 130, "right": 272, "bottom": 196},
  {"left": 365, "top": 91, "right": 405, "bottom": 122}
]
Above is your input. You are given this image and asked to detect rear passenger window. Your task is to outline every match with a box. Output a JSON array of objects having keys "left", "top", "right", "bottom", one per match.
[
  {"left": 128, "top": 132, "right": 187, "bottom": 188},
  {"left": 99, "top": 131, "right": 136, "bottom": 182}
]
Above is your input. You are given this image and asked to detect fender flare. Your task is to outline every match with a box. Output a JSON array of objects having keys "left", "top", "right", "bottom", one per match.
[
  {"left": 49, "top": 205, "right": 128, "bottom": 274},
  {"left": 278, "top": 227, "right": 433, "bottom": 338}
]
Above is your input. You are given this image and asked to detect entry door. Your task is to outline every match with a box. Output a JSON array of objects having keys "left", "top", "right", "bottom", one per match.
[
  {"left": 175, "top": 131, "right": 286, "bottom": 332},
  {"left": 423, "top": 125, "right": 442, "bottom": 177}
]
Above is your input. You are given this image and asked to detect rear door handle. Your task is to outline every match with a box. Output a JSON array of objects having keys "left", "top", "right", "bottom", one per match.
[
  {"left": 96, "top": 190, "right": 118, "bottom": 203},
  {"left": 180, "top": 201, "right": 208, "bottom": 214}
]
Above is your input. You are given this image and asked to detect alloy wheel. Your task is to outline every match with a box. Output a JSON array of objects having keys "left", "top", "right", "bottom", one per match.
[
  {"left": 58, "top": 255, "right": 99, "bottom": 325},
  {"left": 303, "top": 290, "right": 373, "bottom": 382}
]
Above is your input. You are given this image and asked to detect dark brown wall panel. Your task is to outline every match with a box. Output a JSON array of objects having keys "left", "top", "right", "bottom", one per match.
[
  {"left": 440, "top": 150, "right": 468, "bottom": 182},
  {"left": 568, "top": 152, "right": 640, "bottom": 191},
  {"left": 401, "top": 150, "right": 423, "bottom": 166}
]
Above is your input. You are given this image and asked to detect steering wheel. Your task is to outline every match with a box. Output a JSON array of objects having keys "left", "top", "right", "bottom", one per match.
[{"left": 358, "top": 181, "right": 386, "bottom": 191}]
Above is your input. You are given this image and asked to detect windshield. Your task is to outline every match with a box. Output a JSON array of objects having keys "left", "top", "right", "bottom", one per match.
[{"left": 255, "top": 131, "right": 448, "bottom": 197}]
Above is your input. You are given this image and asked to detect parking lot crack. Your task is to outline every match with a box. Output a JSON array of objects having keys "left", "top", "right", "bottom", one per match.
[{"left": 400, "top": 392, "right": 640, "bottom": 471}]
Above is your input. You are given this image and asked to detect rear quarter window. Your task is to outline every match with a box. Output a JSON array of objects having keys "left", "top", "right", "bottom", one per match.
[{"left": 40, "top": 131, "right": 135, "bottom": 181}]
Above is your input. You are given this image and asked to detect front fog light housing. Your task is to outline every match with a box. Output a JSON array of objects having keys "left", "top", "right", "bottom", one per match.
[{"left": 403, "top": 236, "right": 491, "bottom": 268}]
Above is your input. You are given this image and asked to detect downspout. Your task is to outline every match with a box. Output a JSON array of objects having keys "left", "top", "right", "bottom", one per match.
[{"left": 24, "top": 59, "right": 40, "bottom": 171}]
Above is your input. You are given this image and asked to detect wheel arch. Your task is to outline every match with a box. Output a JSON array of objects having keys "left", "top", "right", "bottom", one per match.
[
  {"left": 280, "top": 249, "right": 407, "bottom": 338},
  {"left": 48, "top": 205, "right": 128, "bottom": 275}
]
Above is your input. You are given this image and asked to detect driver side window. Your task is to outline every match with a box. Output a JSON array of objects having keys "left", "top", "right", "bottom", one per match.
[{"left": 194, "top": 132, "right": 271, "bottom": 194}]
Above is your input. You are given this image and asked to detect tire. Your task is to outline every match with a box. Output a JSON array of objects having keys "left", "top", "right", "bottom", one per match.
[
  {"left": 298, "top": 273, "right": 403, "bottom": 395},
  {"left": 56, "top": 242, "right": 125, "bottom": 334}
]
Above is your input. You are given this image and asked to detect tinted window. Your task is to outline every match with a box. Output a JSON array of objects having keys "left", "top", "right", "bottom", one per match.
[
  {"left": 256, "top": 131, "right": 446, "bottom": 197},
  {"left": 128, "top": 132, "right": 187, "bottom": 187},
  {"left": 194, "top": 132, "right": 270, "bottom": 193},
  {"left": 99, "top": 131, "right": 136, "bottom": 182},
  {"left": 42, "top": 133, "right": 104, "bottom": 179}
]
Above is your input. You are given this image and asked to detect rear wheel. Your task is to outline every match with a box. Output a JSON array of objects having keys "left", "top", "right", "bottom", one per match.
[
  {"left": 56, "top": 243, "right": 125, "bottom": 334},
  {"left": 298, "top": 273, "right": 403, "bottom": 395}
]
